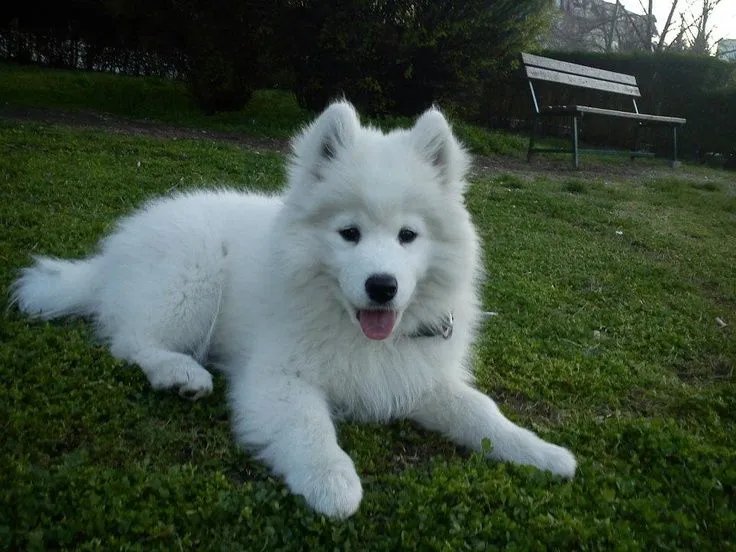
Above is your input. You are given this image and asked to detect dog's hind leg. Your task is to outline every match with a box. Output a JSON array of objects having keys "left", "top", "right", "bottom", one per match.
[
  {"left": 110, "top": 338, "right": 213, "bottom": 400},
  {"left": 97, "top": 250, "right": 224, "bottom": 400}
]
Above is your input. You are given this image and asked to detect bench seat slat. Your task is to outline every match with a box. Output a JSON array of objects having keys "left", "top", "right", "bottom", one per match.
[
  {"left": 522, "top": 53, "right": 637, "bottom": 86},
  {"left": 526, "top": 66, "right": 641, "bottom": 97},
  {"left": 540, "top": 105, "right": 686, "bottom": 124}
]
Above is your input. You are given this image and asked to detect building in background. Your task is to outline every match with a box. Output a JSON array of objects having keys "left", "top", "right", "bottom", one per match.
[
  {"left": 716, "top": 39, "right": 736, "bottom": 61},
  {"left": 545, "top": 0, "right": 653, "bottom": 52}
]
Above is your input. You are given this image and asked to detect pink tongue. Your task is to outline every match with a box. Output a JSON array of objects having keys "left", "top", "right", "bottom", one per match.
[{"left": 358, "top": 310, "right": 397, "bottom": 340}]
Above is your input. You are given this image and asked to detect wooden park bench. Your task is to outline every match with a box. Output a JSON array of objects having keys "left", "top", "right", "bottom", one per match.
[{"left": 522, "top": 53, "right": 686, "bottom": 168}]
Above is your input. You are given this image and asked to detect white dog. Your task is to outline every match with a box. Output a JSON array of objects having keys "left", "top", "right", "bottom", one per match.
[{"left": 11, "top": 101, "right": 576, "bottom": 518}]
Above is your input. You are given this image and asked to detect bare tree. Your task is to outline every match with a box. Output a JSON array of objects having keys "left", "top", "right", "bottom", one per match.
[
  {"left": 547, "top": 0, "right": 652, "bottom": 53},
  {"left": 652, "top": 0, "right": 724, "bottom": 54},
  {"left": 544, "top": 0, "right": 724, "bottom": 54},
  {"left": 604, "top": 1, "right": 621, "bottom": 52},
  {"left": 686, "top": 0, "right": 722, "bottom": 54},
  {"left": 655, "top": 0, "right": 679, "bottom": 51}
]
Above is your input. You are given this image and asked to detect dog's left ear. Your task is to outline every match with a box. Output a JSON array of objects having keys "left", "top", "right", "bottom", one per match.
[{"left": 410, "top": 107, "right": 470, "bottom": 190}]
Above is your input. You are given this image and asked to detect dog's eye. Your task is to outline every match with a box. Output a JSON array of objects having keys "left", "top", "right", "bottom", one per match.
[
  {"left": 398, "top": 228, "right": 418, "bottom": 245},
  {"left": 339, "top": 227, "right": 361, "bottom": 243}
]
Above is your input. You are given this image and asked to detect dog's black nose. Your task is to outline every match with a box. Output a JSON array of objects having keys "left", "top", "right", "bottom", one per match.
[{"left": 365, "top": 274, "right": 398, "bottom": 304}]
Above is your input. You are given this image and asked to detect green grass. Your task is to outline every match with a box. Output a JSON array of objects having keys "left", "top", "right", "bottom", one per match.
[
  {"left": 0, "top": 63, "right": 310, "bottom": 139},
  {"left": 2, "top": 118, "right": 735, "bottom": 550},
  {"left": 454, "top": 121, "right": 529, "bottom": 158},
  {"left": 0, "top": 63, "right": 533, "bottom": 157},
  {"left": 2, "top": 59, "right": 736, "bottom": 548}
]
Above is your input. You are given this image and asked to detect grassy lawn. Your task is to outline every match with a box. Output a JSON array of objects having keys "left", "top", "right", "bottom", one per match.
[
  {"left": 0, "top": 63, "right": 309, "bottom": 140},
  {"left": 0, "top": 63, "right": 530, "bottom": 157},
  {"left": 1, "top": 67, "right": 736, "bottom": 550}
]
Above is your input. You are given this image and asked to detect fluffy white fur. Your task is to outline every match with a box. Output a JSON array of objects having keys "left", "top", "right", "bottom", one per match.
[{"left": 11, "top": 101, "right": 576, "bottom": 518}]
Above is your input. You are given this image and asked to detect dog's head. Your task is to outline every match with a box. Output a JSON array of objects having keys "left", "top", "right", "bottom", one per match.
[{"left": 281, "top": 101, "right": 477, "bottom": 340}]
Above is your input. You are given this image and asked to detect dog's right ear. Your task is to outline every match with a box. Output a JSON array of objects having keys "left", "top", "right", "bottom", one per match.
[{"left": 290, "top": 101, "right": 360, "bottom": 181}]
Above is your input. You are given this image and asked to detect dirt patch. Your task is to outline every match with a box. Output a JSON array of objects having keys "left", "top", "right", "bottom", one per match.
[
  {"left": 491, "top": 386, "right": 563, "bottom": 425},
  {"left": 389, "top": 430, "right": 461, "bottom": 471},
  {"left": 0, "top": 106, "right": 290, "bottom": 154},
  {"left": 674, "top": 355, "right": 734, "bottom": 383},
  {"left": 472, "top": 151, "right": 655, "bottom": 179},
  {"left": 2, "top": 105, "right": 709, "bottom": 181}
]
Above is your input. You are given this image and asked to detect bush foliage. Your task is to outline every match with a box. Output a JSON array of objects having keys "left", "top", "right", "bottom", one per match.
[
  {"left": 283, "top": 0, "right": 553, "bottom": 116},
  {"left": 1, "top": 0, "right": 554, "bottom": 116}
]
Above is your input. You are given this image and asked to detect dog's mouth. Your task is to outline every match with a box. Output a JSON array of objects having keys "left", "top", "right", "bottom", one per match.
[{"left": 356, "top": 309, "right": 397, "bottom": 340}]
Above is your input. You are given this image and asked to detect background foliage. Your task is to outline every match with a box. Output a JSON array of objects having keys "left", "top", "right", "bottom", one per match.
[
  {"left": 282, "top": 0, "right": 552, "bottom": 116},
  {"left": 0, "top": 0, "right": 554, "bottom": 116},
  {"left": 2, "top": 0, "right": 735, "bottom": 158}
]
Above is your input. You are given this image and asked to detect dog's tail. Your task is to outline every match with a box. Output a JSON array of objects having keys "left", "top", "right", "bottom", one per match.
[{"left": 10, "top": 256, "right": 101, "bottom": 319}]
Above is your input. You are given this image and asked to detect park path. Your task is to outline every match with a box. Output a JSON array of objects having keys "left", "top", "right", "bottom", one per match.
[
  {"left": 0, "top": 105, "right": 709, "bottom": 181},
  {"left": 0, "top": 106, "right": 290, "bottom": 153}
]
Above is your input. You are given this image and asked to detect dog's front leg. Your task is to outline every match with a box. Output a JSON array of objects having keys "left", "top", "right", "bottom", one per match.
[
  {"left": 229, "top": 370, "right": 362, "bottom": 518},
  {"left": 410, "top": 380, "right": 576, "bottom": 477}
]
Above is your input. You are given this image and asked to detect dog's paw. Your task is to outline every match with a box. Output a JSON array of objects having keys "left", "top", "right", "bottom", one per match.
[
  {"left": 148, "top": 358, "right": 213, "bottom": 400},
  {"left": 535, "top": 442, "right": 577, "bottom": 479},
  {"left": 177, "top": 370, "right": 214, "bottom": 401},
  {"left": 288, "top": 456, "right": 363, "bottom": 519}
]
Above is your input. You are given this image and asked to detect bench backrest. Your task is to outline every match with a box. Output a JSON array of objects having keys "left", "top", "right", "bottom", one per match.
[{"left": 522, "top": 53, "right": 641, "bottom": 98}]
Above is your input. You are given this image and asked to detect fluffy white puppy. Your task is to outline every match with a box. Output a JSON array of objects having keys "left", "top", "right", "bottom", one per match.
[{"left": 12, "top": 101, "right": 576, "bottom": 518}]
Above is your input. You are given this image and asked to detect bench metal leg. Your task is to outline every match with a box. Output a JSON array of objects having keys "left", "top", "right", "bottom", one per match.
[
  {"left": 631, "top": 123, "right": 641, "bottom": 160},
  {"left": 527, "top": 116, "right": 538, "bottom": 161},
  {"left": 672, "top": 125, "right": 679, "bottom": 166},
  {"left": 572, "top": 116, "right": 579, "bottom": 169}
]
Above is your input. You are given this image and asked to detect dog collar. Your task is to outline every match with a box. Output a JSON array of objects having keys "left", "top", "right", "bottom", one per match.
[{"left": 409, "top": 312, "right": 454, "bottom": 339}]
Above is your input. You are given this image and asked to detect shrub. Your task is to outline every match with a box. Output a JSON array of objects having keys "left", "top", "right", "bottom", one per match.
[
  {"left": 284, "top": 0, "right": 554, "bottom": 116},
  {"left": 187, "top": 51, "right": 254, "bottom": 114}
]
